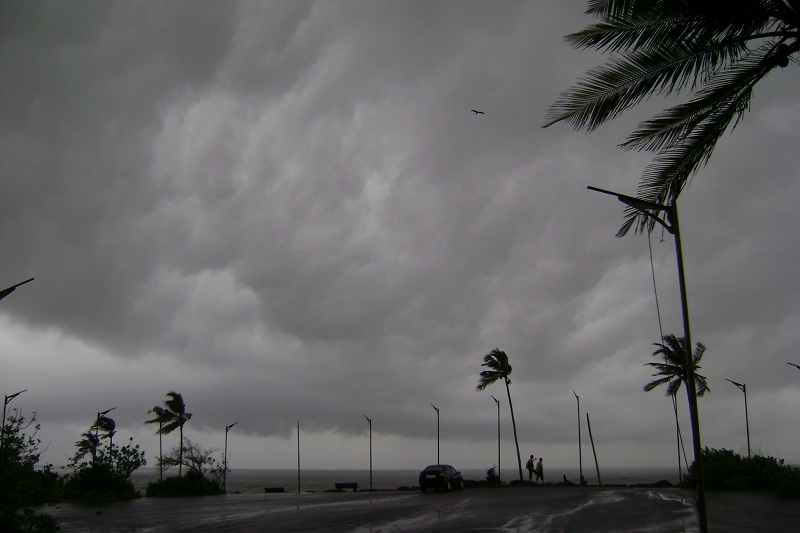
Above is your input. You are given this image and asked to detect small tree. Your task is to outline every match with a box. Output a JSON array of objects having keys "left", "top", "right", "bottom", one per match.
[
  {"left": 67, "top": 417, "right": 146, "bottom": 501},
  {"left": 0, "top": 410, "right": 61, "bottom": 530},
  {"left": 146, "top": 439, "right": 224, "bottom": 497}
]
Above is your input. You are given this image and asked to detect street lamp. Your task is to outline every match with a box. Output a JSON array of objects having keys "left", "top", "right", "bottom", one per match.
[
  {"left": 588, "top": 185, "right": 707, "bottom": 533},
  {"left": 430, "top": 403, "right": 439, "bottom": 465},
  {"left": 223, "top": 421, "right": 238, "bottom": 492},
  {"left": 1, "top": 389, "right": 27, "bottom": 447},
  {"left": 0, "top": 278, "right": 34, "bottom": 302},
  {"left": 364, "top": 415, "right": 372, "bottom": 490},
  {"left": 491, "top": 395, "right": 500, "bottom": 482},
  {"left": 725, "top": 379, "right": 751, "bottom": 459},
  {"left": 573, "top": 391, "right": 583, "bottom": 486}
]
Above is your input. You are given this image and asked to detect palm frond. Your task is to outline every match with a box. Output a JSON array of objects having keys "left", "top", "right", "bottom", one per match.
[
  {"left": 644, "top": 333, "right": 709, "bottom": 397},
  {"left": 546, "top": 0, "right": 798, "bottom": 211},
  {"left": 476, "top": 349, "right": 513, "bottom": 390}
]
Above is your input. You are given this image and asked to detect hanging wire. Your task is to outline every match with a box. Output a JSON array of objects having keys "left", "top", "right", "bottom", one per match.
[
  {"left": 647, "top": 231, "right": 664, "bottom": 343},
  {"left": 648, "top": 230, "right": 691, "bottom": 482}
]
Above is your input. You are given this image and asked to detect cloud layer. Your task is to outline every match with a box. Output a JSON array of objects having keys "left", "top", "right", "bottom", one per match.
[{"left": 2, "top": 1, "right": 799, "bottom": 471}]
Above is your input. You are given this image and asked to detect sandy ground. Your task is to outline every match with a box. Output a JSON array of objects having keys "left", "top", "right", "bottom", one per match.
[{"left": 38, "top": 486, "right": 800, "bottom": 532}]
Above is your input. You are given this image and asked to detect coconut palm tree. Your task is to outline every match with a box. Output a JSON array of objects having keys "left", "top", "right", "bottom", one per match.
[
  {"left": 74, "top": 430, "right": 101, "bottom": 465},
  {"left": 544, "top": 0, "right": 800, "bottom": 233},
  {"left": 477, "top": 348, "right": 524, "bottom": 482},
  {"left": 644, "top": 334, "right": 710, "bottom": 397},
  {"left": 644, "top": 334, "right": 710, "bottom": 483},
  {"left": 145, "top": 391, "right": 192, "bottom": 477},
  {"left": 93, "top": 415, "right": 116, "bottom": 466},
  {"left": 145, "top": 407, "right": 169, "bottom": 480}
]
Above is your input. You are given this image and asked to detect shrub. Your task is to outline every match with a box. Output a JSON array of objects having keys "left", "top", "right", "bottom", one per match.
[
  {"left": 0, "top": 411, "right": 62, "bottom": 531},
  {"left": 145, "top": 470, "right": 224, "bottom": 497},
  {"left": 65, "top": 434, "right": 146, "bottom": 502},
  {"left": 684, "top": 447, "right": 800, "bottom": 497}
]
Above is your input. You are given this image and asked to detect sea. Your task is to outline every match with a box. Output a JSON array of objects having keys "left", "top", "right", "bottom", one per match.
[{"left": 130, "top": 465, "right": 680, "bottom": 494}]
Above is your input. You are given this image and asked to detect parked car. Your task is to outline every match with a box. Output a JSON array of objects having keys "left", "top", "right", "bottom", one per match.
[{"left": 418, "top": 464, "right": 464, "bottom": 491}]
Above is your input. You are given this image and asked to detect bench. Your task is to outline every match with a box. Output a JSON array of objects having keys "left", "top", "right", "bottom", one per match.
[
  {"left": 335, "top": 482, "right": 358, "bottom": 491},
  {"left": 264, "top": 487, "right": 285, "bottom": 493}
]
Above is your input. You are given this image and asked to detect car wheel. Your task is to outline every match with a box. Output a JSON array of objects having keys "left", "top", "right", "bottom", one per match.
[
  {"left": 446, "top": 480, "right": 451, "bottom": 491},
  {"left": 420, "top": 486, "right": 426, "bottom": 492},
  {"left": 458, "top": 479, "right": 463, "bottom": 490}
]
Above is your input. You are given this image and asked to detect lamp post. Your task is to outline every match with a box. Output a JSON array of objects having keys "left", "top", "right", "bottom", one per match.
[
  {"left": 573, "top": 391, "right": 583, "bottom": 486},
  {"left": 1, "top": 389, "right": 27, "bottom": 447},
  {"left": 588, "top": 185, "right": 706, "bottom": 533},
  {"left": 364, "top": 415, "right": 372, "bottom": 490},
  {"left": 725, "top": 379, "right": 750, "bottom": 459},
  {"left": 0, "top": 278, "right": 34, "bottom": 303},
  {"left": 788, "top": 362, "right": 800, "bottom": 371},
  {"left": 431, "top": 403, "right": 439, "bottom": 464},
  {"left": 491, "top": 395, "right": 500, "bottom": 481},
  {"left": 1, "top": 280, "right": 33, "bottom": 448},
  {"left": 223, "top": 422, "right": 238, "bottom": 492}
]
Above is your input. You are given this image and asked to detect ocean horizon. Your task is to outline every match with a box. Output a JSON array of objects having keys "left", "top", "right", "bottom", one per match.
[{"left": 131, "top": 465, "right": 682, "bottom": 494}]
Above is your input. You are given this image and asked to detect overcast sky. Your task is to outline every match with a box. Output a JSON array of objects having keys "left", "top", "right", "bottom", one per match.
[{"left": 2, "top": 1, "right": 799, "bottom": 475}]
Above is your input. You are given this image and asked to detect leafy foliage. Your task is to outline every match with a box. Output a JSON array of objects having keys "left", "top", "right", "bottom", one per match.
[
  {"left": 684, "top": 447, "right": 800, "bottom": 497},
  {"left": 145, "top": 470, "right": 224, "bottom": 497},
  {"left": 146, "top": 439, "right": 224, "bottom": 497},
  {"left": 0, "top": 411, "right": 62, "bottom": 531},
  {"left": 64, "top": 418, "right": 146, "bottom": 501}
]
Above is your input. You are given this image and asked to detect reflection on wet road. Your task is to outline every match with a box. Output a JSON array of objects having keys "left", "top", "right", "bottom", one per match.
[{"left": 45, "top": 486, "right": 698, "bottom": 532}]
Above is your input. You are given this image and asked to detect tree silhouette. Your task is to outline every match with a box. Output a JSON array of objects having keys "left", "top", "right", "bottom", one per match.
[
  {"left": 644, "top": 334, "right": 710, "bottom": 482},
  {"left": 93, "top": 415, "right": 116, "bottom": 466},
  {"left": 477, "top": 348, "right": 524, "bottom": 482},
  {"left": 74, "top": 430, "right": 101, "bottom": 465},
  {"left": 644, "top": 334, "right": 710, "bottom": 397},
  {"left": 545, "top": 1, "right": 800, "bottom": 233},
  {"left": 146, "top": 392, "right": 192, "bottom": 477}
]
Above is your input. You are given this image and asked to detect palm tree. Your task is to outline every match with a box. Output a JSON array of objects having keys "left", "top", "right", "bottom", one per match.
[
  {"left": 74, "top": 430, "right": 101, "bottom": 465},
  {"left": 477, "top": 348, "right": 524, "bottom": 482},
  {"left": 544, "top": 0, "right": 800, "bottom": 233},
  {"left": 644, "top": 334, "right": 710, "bottom": 482},
  {"left": 94, "top": 415, "right": 116, "bottom": 466},
  {"left": 644, "top": 334, "right": 710, "bottom": 397},
  {"left": 145, "top": 391, "right": 192, "bottom": 477}
]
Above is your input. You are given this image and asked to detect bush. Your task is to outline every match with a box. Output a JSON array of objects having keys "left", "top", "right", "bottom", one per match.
[
  {"left": 684, "top": 447, "right": 800, "bottom": 497},
  {"left": 0, "top": 411, "right": 63, "bottom": 531},
  {"left": 145, "top": 470, "right": 224, "bottom": 497},
  {"left": 65, "top": 431, "right": 146, "bottom": 502},
  {"left": 63, "top": 463, "right": 138, "bottom": 502}
]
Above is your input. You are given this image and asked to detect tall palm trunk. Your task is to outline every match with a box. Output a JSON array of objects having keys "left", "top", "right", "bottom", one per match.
[
  {"left": 505, "top": 378, "right": 523, "bottom": 482},
  {"left": 178, "top": 424, "right": 184, "bottom": 477},
  {"left": 672, "top": 392, "right": 681, "bottom": 484},
  {"left": 159, "top": 422, "right": 163, "bottom": 481}
]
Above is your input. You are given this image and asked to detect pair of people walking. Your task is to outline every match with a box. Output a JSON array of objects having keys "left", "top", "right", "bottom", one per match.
[{"left": 525, "top": 455, "right": 543, "bottom": 484}]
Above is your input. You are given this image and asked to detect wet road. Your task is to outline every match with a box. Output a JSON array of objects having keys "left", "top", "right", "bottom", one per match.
[{"left": 42, "top": 486, "right": 702, "bottom": 532}]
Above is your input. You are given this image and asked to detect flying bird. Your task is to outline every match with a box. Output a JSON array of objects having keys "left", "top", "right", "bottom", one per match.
[{"left": 471, "top": 109, "right": 484, "bottom": 115}]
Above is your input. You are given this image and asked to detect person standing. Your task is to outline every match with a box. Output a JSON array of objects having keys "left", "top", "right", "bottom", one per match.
[
  {"left": 525, "top": 455, "right": 535, "bottom": 481},
  {"left": 535, "top": 457, "right": 544, "bottom": 484}
]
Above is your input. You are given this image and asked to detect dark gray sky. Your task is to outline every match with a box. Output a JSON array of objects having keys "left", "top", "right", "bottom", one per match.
[{"left": 2, "top": 1, "right": 799, "bottom": 471}]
